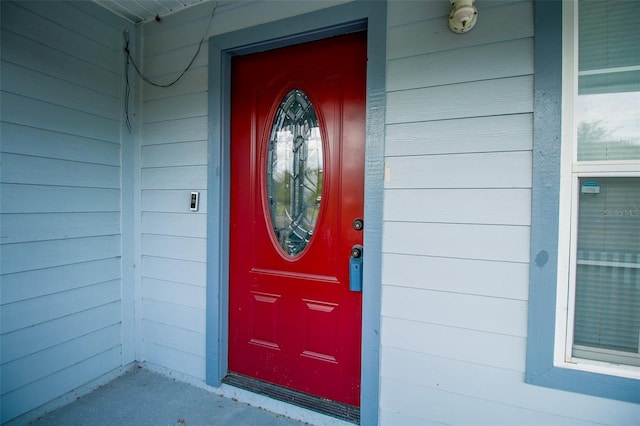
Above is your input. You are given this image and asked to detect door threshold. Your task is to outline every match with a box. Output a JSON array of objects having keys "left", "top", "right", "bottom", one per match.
[{"left": 222, "top": 373, "right": 360, "bottom": 424}]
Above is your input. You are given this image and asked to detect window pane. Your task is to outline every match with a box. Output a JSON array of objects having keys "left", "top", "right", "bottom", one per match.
[
  {"left": 577, "top": 1, "right": 640, "bottom": 161},
  {"left": 266, "top": 89, "right": 323, "bottom": 257},
  {"left": 573, "top": 177, "right": 640, "bottom": 365}
]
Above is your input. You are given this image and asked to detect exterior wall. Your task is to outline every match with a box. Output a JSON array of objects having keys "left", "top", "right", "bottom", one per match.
[
  {"left": 138, "top": 0, "right": 349, "bottom": 381},
  {"left": 139, "top": 0, "right": 638, "bottom": 423},
  {"left": 138, "top": 7, "right": 209, "bottom": 378},
  {"left": 1, "top": 0, "right": 638, "bottom": 425},
  {"left": 0, "top": 1, "right": 133, "bottom": 422},
  {"left": 139, "top": 1, "right": 638, "bottom": 424},
  {"left": 380, "top": 1, "right": 638, "bottom": 425}
]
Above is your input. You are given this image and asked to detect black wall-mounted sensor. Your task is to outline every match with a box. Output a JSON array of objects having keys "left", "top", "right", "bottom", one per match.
[{"left": 190, "top": 192, "right": 199, "bottom": 211}]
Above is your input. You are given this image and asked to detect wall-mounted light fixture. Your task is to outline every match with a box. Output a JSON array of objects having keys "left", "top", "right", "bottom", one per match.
[{"left": 449, "top": 0, "right": 478, "bottom": 33}]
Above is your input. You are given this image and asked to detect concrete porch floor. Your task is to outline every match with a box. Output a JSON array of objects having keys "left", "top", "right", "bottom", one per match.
[{"left": 20, "top": 366, "right": 351, "bottom": 426}]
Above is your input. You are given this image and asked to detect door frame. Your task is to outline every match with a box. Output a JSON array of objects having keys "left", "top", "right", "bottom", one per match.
[{"left": 206, "top": 1, "right": 386, "bottom": 423}]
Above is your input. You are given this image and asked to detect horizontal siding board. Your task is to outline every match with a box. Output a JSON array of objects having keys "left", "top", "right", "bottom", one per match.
[
  {"left": 1, "top": 301, "right": 121, "bottom": 363},
  {"left": 1, "top": 258, "right": 121, "bottom": 304},
  {"left": 1, "top": 30, "right": 120, "bottom": 96},
  {"left": 385, "top": 114, "right": 533, "bottom": 157},
  {"left": 0, "top": 185, "right": 120, "bottom": 213},
  {"left": 387, "top": 1, "right": 533, "bottom": 60},
  {"left": 383, "top": 221, "right": 530, "bottom": 263},
  {"left": 2, "top": 63, "right": 120, "bottom": 121},
  {"left": 383, "top": 188, "right": 531, "bottom": 225},
  {"left": 70, "top": 0, "right": 131, "bottom": 30},
  {"left": 142, "top": 92, "right": 207, "bottom": 123},
  {"left": 1, "top": 346, "right": 121, "bottom": 423},
  {"left": 1, "top": 93, "right": 120, "bottom": 143},
  {"left": 143, "top": 341, "right": 205, "bottom": 380},
  {"left": 142, "top": 22, "right": 209, "bottom": 57},
  {"left": 142, "top": 278, "right": 206, "bottom": 309},
  {"left": 141, "top": 256, "right": 205, "bottom": 287},
  {"left": 380, "top": 377, "right": 602, "bottom": 426},
  {"left": 142, "top": 66, "right": 207, "bottom": 101},
  {"left": 387, "top": 0, "right": 521, "bottom": 27},
  {"left": 387, "top": 38, "right": 534, "bottom": 91},
  {"left": 2, "top": 1, "right": 121, "bottom": 74},
  {"left": 142, "top": 299, "right": 205, "bottom": 334},
  {"left": 380, "top": 409, "right": 447, "bottom": 426},
  {"left": 381, "top": 346, "right": 640, "bottom": 425},
  {"left": 142, "top": 319, "right": 205, "bottom": 357},
  {"left": 382, "top": 285, "right": 528, "bottom": 337},
  {"left": 382, "top": 253, "right": 529, "bottom": 301},
  {"left": 141, "top": 212, "right": 206, "bottom": 238},
  {"left": 18, "top": 0, "right": 122, "bottom": 48},
  {"left": 1, "top": 212, "right": 120, "bottom": 243},
  {"left": 1, "top": 123, "right": 120, "bottom": 166},
  {"left": 141, "top": 165, "right": 207, "bottom": 190},
  {"left": 142, "top": 116, "right": 208, "bottom": 145},
  {"left": 142, "top": 189, "right": 208, "bottom": 214},
  {"left": 143, "top": 47, "right": 208, "bottom": 78},
  {"left": 142, "top": 141, "right": 207, "bottom": 167},
  {"left": 384, "top": 151, "right": 532, "bottom": 189},
  {"left": 380, "top": 410, "right": 448, "bottom": 426},
  {"left": 2, "top": 154, "right": 120, "bottom": 188},
  {"left": 1, "top": 235, "right": 120, "bottom": 274},
  {"left": 386, "top": 76, "right": 533, "bottom": 124},
  {"left": 1, "top": 280, "right": 121, "bottom": 333},
  {"left": 1, "top": 324, "right": 120, "bottom": 394},
  {"left": 387, "top": 0, "right": 449, "bottom": 27},
  {"left": 381, "top": 316, "right": 526, "bottom": 372},
  {"left": 141, "top": 235, "right": 206, "bottom": 262}
]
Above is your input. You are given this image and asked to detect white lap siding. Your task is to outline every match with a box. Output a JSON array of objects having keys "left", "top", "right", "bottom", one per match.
[
  {"left": 380, "top": 1, "right": 638, "bottom": 425},
  {"left": 0, "top": 1, "right": 130, "bottom": 422},
  {"left": 139, "top": 2, "right": 210, "bottom": 379}
]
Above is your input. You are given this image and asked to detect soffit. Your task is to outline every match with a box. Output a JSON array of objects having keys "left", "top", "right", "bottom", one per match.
[{"left": 93, "top": 0, "right": 215, "bottom": 23}]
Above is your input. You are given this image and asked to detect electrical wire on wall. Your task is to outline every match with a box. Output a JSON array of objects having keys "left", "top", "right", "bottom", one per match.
[{"left": 123, "top": 1, "right": 218, "bottom": 133}]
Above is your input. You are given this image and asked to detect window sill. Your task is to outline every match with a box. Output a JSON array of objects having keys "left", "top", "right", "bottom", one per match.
[
  {"left": 554, "top": 357, "right": 640, "bottom": 381},
  {"left": 526, "top": 359, "right": 640, "bottom": 403}
]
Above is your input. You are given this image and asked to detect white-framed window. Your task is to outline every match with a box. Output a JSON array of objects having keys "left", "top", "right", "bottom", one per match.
[{"left": 555, "top": 0, "right": 640, "bottom": 379}]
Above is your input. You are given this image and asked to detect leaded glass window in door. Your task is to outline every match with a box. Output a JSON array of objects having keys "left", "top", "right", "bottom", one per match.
[{"left": 266, "top": 89, "right": 323, "bottom": 257}]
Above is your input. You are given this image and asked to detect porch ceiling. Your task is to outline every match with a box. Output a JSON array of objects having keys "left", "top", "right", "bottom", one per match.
[{"left": 93, "top": 0, "right": 216, "bottom": 23}]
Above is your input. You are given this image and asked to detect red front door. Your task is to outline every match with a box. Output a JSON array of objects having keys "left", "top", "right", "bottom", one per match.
[{"left": 228, "top": 32, "right": 366, "bottom": 407}]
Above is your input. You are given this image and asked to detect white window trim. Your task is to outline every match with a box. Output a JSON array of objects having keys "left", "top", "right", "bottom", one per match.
[{"left": 553, "top": 0, "right": 640, "bottom": 381}]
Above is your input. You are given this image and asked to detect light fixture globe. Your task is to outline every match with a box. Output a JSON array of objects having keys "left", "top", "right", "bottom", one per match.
[{"left": 449, "top": 0, "right": 478, "bottom": 33}]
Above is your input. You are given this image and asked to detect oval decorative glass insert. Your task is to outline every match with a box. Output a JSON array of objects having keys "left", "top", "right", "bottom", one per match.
[{"left": 266, "top": 89, "right": 323, "bottom": 257}]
